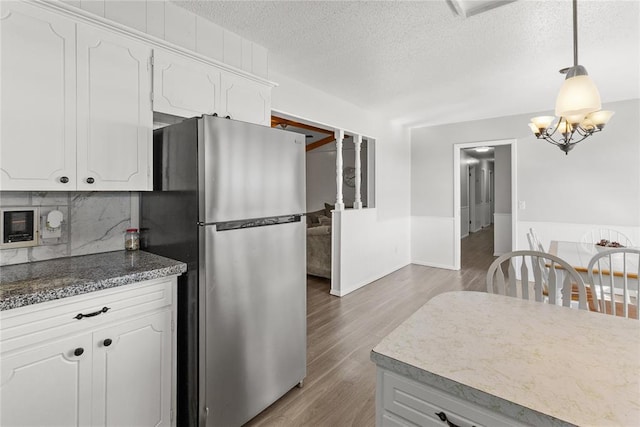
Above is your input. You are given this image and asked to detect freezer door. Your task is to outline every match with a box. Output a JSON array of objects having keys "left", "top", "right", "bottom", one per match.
[
  {"left": 200, "top": 220, "right": 306, "bottom": 427},
  {"left": 199, "top": 116, "right": 306, "bottom": 223}
]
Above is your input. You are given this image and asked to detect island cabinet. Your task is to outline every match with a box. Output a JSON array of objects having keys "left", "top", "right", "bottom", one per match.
[
  {"left": 377, "top": 369, "right": 525, "bottom": 427},
  {"left": 0, "top": 0, "right": 152, "bottom": 192},
  {"left": 0, "top": 277, "right": 177, "bottom": 426},
  {"left": 152, "top": 48, "right": 272, "bottom": 127}
]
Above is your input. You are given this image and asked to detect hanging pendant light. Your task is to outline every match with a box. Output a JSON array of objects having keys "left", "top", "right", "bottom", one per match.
[{"left": 529, "top": 0, "right": 614, "bottom": 154}]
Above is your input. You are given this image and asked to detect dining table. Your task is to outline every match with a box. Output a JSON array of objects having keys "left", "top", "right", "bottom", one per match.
[
  {"left": 548, "top": 240, "right": 639, "bottom": 280},
  {"left": 549, "top": 240, "right": 639, "bottom": 316}
]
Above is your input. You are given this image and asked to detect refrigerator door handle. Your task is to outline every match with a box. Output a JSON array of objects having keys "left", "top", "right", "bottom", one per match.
[{"left": 199, "top": 214, "right": 303, "bottom": 231}]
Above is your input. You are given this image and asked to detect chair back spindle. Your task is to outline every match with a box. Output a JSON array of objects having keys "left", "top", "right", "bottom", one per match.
[
  {"left": 487, "top": 250, "right": 590, "bottom": 310},
  {"left": 587, "top": 248, "right": 640, "bottom": 319}
]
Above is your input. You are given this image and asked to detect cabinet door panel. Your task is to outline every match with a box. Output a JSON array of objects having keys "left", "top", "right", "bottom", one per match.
[
  {"left": 0, "top": 2, "right": 76, "bottom": 190},
  {"left": 221, "top": 72, "right": 271, "bottom": 126},
  {"left": 77, "top": 24, "right": 152, "bottom": 191},
  {"left": 0, "top": 334, "right": 92, "bottom": 426},
  {"left": 153, "top": 49, "right": 220, "bottom": 118},
  {"left": 92, "top": 311, "right": 172, "bottom": 426}
]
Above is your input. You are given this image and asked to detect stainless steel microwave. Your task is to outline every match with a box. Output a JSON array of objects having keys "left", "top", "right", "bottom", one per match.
[{"left": 1, "top": 207, "right": 39, "bottom": 249}]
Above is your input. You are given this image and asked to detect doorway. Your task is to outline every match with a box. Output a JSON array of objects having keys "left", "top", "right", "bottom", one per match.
[{"left": 453, "top": 139, "right": 517, "bottom": 271}]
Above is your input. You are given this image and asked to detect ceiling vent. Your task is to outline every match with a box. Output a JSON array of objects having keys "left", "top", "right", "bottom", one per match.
[{"left": 445, "top": 0, "right": 516, "bottom": 18}]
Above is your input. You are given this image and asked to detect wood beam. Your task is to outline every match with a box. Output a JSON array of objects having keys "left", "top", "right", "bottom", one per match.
[
  {"left": 271, "top": 116, "right": 333, "bottom": 135},
  {"left": 305, "top": 135, "right": 336, "bottom": 152}
]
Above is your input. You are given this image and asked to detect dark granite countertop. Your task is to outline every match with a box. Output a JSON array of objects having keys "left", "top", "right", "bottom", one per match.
[{"left": 0, "top": 251, "right": 187, "bottom": 311}]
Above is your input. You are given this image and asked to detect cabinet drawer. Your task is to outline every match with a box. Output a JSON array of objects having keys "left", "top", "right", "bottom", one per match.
[
  {"left": 1, "top": 277, "right": 175, "bottom": 353},
  {"left": 380, "top": 369, "right": 525, "bottom": 427},
  {"left": 382, "top": 411, "right": 420, "bottom": 427}
]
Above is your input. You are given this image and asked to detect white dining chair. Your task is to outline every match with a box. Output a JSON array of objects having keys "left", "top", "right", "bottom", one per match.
[
  {"left": 528, "top": 227, "right": 546, "bottom": 252},
  {"left": 580, "top": 229, "right": 634, "bottom": 248},
  {"left": 487, "top": 250, "right": 590, "bottom": 310},
  {"left": 526, "top": 232, "right": 537, "bottom": 251},
  {"left": 587, "top": 248, "right": 640, "bottom": 319}
]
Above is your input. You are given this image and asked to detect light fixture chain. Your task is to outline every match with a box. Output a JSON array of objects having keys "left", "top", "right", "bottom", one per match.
[{"left": 573, "top": 0, "right": 578, "bottom": 67}]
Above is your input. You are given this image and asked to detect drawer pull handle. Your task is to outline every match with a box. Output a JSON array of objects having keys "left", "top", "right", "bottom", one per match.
[
  {"left": 73, "top": 347, "right": 84, "bottom": 357},
  {"left": 86, "top": 177, "right": 95, "bottom": 184},
  {"left": 435, "top": 411, "right": 469, "bottom": 427},
  {"left": 74, "top": 306, "right": 110, "bottom": 320},
  {"left": 59, "top": 176, "right": 69, "bottom": 184},
  {"left": 103, "top": 338, "right": 112, "bottom": 347}
]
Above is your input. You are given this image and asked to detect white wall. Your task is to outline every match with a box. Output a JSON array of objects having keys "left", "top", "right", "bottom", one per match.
[
  {"left": 271, "top": 70, "right": 412, "bottom": 295},
  {"left": 411, "top": 98, "right": 640, "bottom": 267}
]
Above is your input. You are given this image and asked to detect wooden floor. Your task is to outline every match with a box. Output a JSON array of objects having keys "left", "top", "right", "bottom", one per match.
[{"left": 246, "top": 226, "right": 496, "bottom": 427}]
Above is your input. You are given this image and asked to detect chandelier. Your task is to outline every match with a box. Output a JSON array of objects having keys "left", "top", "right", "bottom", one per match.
[{"left": 528, "top": 0, "right": 614, "bottom": 155}]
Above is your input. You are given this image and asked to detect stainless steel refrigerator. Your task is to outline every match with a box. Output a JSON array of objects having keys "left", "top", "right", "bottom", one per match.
[{"left": 141, "top": 115, "right": 306, "bottom": 426}]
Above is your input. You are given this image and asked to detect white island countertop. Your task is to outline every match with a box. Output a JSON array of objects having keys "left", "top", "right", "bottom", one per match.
[{"left": 371, "top": 291, "right": 640, "bottom": 426}]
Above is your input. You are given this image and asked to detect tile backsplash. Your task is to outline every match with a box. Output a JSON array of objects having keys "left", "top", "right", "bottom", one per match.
[{"left": 0, "top": 192, "right": 133, "bottom": 266}]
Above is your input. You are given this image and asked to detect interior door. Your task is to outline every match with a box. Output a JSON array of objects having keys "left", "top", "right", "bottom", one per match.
[{"left": 469, "top": 165, "right": 476, "bottom": 233}]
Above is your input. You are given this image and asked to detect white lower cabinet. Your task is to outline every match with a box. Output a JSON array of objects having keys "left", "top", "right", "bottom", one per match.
[
  {"left": 92, "top": 311, "right": 172, "bottom": 426},
  {"left": 0, "top": 277, "right": 177, "bottom": 427},
  {"left": 0, "top": 333, "right": 93, "bottom": 426},
  {"left": 377, "top": 369, "right": 526, "bottom": 427}
]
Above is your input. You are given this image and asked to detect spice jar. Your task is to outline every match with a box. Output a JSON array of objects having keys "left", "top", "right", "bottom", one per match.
[{"left": 124, "top": 228, "right": 140, "bottom": 251}]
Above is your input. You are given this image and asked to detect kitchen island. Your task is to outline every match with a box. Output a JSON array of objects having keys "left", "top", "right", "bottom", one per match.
[{"left": 371, "top": 291, "right": 640, "bottom": 426}]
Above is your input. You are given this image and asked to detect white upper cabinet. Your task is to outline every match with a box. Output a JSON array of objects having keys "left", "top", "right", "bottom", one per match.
[
  {"left": 1, "top": 0, "right": 273, "bottom": 191},
  {"left": 76, "top": 24, "right": 152, "bottom": 191},
  {"left": 0, "top": 2, "right": 152, "bottom": 192},
  {"left": 0, "top": 1, "right": 77, "bottom": 190},
  {"left": 152, "top": 49, "right": 272, "bottom": 127},
  {"left": 152, "top": 49, "right": 220, "bottom": 118},
  {"left": 221, "top": 71, "right": 272, "bottom": 126}
]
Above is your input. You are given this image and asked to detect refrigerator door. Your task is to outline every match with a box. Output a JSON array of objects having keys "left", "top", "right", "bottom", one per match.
[
  {"left": 199, "top": 116, "right": 306, "bottom": 223},
  {"left": 200, "top": 220, "right": 306, "bottom": 427}
]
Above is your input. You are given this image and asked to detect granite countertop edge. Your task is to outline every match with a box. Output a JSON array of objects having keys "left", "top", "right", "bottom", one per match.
[
  {"left": 0, "top": 251, "right": 187, "bottom": 312},
  {"left": 370, "top": 350, "right": 573, "bottom": 427}
]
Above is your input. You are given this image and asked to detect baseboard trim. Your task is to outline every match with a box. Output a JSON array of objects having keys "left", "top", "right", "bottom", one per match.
[
  {"left": 330, "top": 261, "right": 409, "bottom": 297},
  {"left": 411, "top": 260, "right": 458, "bottom": 271}
]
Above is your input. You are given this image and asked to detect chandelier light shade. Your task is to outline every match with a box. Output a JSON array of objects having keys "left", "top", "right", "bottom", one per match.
[{"left": 529, "top": 0, "right": 614, "bottom": 154}]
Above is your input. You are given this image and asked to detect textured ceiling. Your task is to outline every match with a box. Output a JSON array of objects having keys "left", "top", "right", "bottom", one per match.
[{"left": 173, "top": 0, "right": 640, "bottom": 128}]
